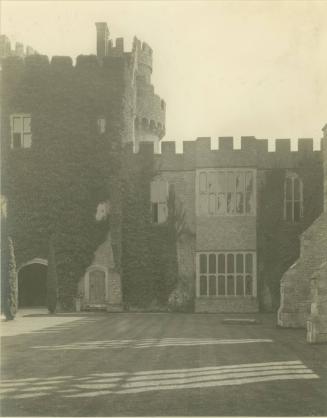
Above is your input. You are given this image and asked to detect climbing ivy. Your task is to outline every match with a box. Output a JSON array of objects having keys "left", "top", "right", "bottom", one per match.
[
  {"left": 121, "top": 151, "right": 179, "bottom": 309},
  {"left": 257, "top": 164, "right": 323, "bottom": 311},
  {"left": 2, "top": 56, "right": 123, "bottom": 310}
]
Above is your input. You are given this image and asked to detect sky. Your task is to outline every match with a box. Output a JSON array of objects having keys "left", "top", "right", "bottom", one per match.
[{"left": 1, "top": 0, "right": 326, "bottom": 150}]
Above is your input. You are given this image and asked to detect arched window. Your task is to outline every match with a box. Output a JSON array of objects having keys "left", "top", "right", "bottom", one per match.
[{"left": 284, "top": 172, "right": 303, "bottom": 223}]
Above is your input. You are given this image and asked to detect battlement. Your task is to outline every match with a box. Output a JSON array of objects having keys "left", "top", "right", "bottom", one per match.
[
  {"left": 1, "top": 53, "right": 127, "bottom": 74},
  {"left": 132, "top": 38, "right": 153, "bottom": 61},
  {"left": 107, "top": 38, "right": 125, "bottom": 57},
  {"left": 123, "top": 137, "right": 322, "bottom": 171},
  {"left": 0, "top": 34, "right": 38, "bottom": 60}
]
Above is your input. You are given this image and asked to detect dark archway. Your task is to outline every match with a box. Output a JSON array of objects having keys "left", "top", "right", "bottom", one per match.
[{"left": 18, "top": 262, "right": 47, "bottom": 307}]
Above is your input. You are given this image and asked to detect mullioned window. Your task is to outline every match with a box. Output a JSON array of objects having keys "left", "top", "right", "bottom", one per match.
[
  {"left": 197, "top": 252, "right": 256, "bottom": 298},
  {"left": 197, "top": 169, "right": 256, "bottom": 216}
]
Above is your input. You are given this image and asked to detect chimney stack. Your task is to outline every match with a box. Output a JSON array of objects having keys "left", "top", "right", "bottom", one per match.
[{"left": 95, "top": 22, "right": 109, "bottom": 59}]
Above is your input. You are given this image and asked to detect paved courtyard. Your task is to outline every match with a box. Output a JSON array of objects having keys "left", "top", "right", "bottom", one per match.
[{"left": 1, "top": 311, "right": 326, "bottom": 416}]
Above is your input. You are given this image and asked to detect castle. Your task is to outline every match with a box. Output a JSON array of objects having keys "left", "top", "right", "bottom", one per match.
[{"left": 1, "top": 23, "right": 326, "bottom": 342}]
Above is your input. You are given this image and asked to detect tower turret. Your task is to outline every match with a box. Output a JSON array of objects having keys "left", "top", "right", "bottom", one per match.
[{"left": 132, "top": 38, "right": 165, "bottom": 152}]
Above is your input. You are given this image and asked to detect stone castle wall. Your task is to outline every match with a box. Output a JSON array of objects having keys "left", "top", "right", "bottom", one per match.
[
  {"left": 278, "top": 126, "right": 327, "bottom": 337},
  {"left": 124, "top": 139, "right": 323, "bottom": 313}
]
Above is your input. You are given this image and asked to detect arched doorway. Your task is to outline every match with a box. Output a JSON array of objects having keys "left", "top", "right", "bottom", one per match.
[{"left": 18, "top": 259, "right": 47, "bottom": 307}]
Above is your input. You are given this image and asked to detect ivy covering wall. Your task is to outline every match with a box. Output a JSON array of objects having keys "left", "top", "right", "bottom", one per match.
[
  {"left": 121, "top": 150, "right": 178, "bottom": 309},
  {"left": 257, "top": 163, "right": 323, "bottom": 311},
  {"left": 2, "top": 55, "right": 125, "bottom": 309}
]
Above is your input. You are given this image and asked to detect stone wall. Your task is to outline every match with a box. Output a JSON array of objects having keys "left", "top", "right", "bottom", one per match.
[
  {"left": 78, "top": 232, "right": 123, "bottom": 311},
  {"left": 278, "top": 126, "right": 327, "bottom": 331},
  {"left": 307, "top": 261, "right": 327, "bottom": 343},
  {"left": 278, "top": 214, "right": 327, "bottom": 327},
  {"left": 195, "top": 297, "right": 258, "bottom": 313}
]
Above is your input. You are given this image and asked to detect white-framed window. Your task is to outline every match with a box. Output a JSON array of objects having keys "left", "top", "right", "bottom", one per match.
[
  {"left": 284, "top": 172, "right": 303, "bottom": 223},
  {"left": 150, "top": 179, "right": 168, "bottom": 224},
  {"left": 97, "top": 117, "right": 106, "bottom": 134},
  {"left": 197, "top": 169, "right": 256, "bottom": 216},
  {"left": 10, "top": 114, "right": 32, "bottom": 149},
  {"left": 196, "top": 252, "right": 256, "bottom": 297}
]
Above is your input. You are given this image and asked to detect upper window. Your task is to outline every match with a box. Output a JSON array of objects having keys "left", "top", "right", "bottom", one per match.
[
  {"left": 97, "top": 117, "right": 106, "bottom": 134},
  {"left": 284, "top": 172, "right": 303, "bottom": 223},
  {"left": 197, "top": 169, "right": 255, "bottom": 216},
  {"left": 10, "top": 114, "right": 32, "bottom": 149},
  {"left": 150, "top": 179, "right": 168, "bottom": 224}
]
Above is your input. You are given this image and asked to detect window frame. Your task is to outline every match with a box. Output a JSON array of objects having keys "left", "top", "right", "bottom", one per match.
[
  {"left": 196, "top": 251, "right": 257, "bottom": 298},
  {"left": 97, "top": 117, "right": 106, "bottom": 135},
  {"left": 150, "top": 178, "right": 169, "bottom": 224},
  {"left": 196, "top": 169, "right": 256, "bottom": 216},
  {"left": 283, "top": 172, "right": 303, "bottom": 223},
  {"left": 10, "top": 114, "right": 32, "bottom": 149}
]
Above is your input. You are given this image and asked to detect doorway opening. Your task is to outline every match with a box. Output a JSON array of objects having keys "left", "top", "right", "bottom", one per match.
[{"left": 18, "top": 260, "right": 47, "bottom": 307}]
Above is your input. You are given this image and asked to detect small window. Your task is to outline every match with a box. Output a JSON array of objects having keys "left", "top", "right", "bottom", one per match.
[
  {"left": 236, "top": 275, "right": 244, "bottom": 296},
  {"left": 13, "top": 133, "right": 22, "bottom": 149},
  {"left": 245, "top": 275, "right": 253, "bottom": 296},
  {"left": 284, "top": 172, "right": 303, "bottom": 223},
  {"left": 97, "top": 117, "right": 106, "bottom": 134},
  {"left": 236, "top": 254, "right": 243, "bottom": 273},
  {"left": 245, "top": 253, "right": 253, "bottom": 274},
  {"left": 227, "top": 254, "right": 234, "bottom": 273},
  {"left": 10, "top": 114, "right": 32, "bottom": 149},
  {"left": 227, "top": 275, "right": 235, "bottom": 296},
  {"left": 150, "top": 179, "right": 168, "bottom": 224},
  {"left": 209, "top": 194, "right": 215, "bottom": 214},
  {"left": 199, "top": 254, "right": 207, "bottom": 274},
  {"left": 209, "top": 254, "right": 216, "bottom": 274},
  {"left": 200, "top": 276, "right": 207, "bottom": 296},
  {"left": 152, "top": 203, "right": 158, "bottom": 224},
  {"left": 218, "top": 275, "right": 226, "bottom": 295},
  {"left": 218, "top": 254, "right": 225, "bottom": 273},
  {"left": 209, "top": 276, "right": 217, "bottom": 296}
]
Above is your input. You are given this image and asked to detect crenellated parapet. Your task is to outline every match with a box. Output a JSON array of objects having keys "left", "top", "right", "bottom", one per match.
[
  {"left": 0, "top": 34, "right": 39, "bottom": 61},
  {"left": 123, "top": 137, "right": 322, "bottom": 171},
  {"left": 107, "top": 37, "right": 125, "bottom": 57},
  {"left": 1, "top": 53, "right": 129, "bottom": 79}
]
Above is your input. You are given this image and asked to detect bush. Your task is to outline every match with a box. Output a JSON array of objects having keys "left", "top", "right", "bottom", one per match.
[
  {"left": 2, "top": 237, "right": 18, "bottom": 320},
  {"left": 46, "top": 237, "right": 58, "bottom": 314},
  {"left": 168, "top": 275, "right": 194, "bottom": 312},
  {"left": 1, "top": 196, "right": 18, "bottom": 320}
]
